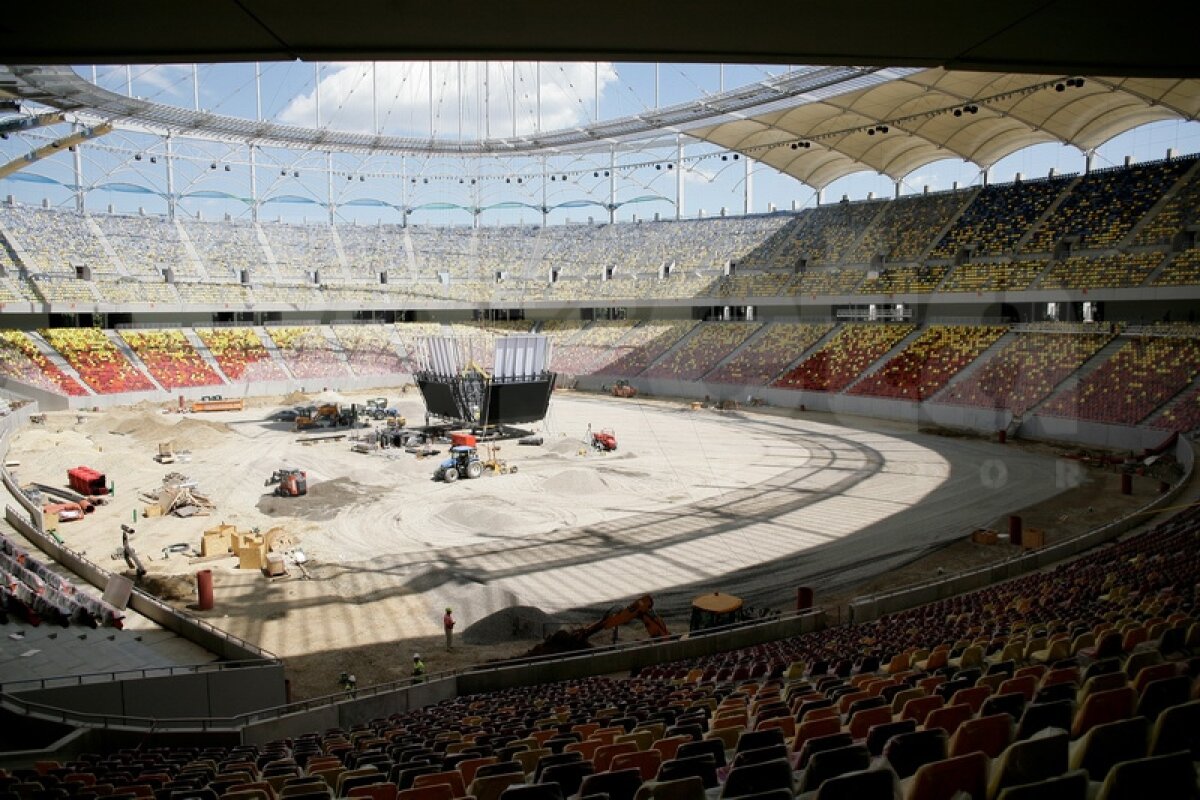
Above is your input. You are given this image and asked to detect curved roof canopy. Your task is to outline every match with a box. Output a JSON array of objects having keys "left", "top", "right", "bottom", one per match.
[{"left": 687, "top": 70, "right": 1200, "bottom": 189}]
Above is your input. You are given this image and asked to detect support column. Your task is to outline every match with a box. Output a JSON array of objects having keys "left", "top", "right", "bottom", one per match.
[
  {"left": 743, "top": 155, "right": 753, "bottom": 216},
  {"left": 608, "top": 148, "right": 616, "bottom": 224},
  {"left": 72, "top": 133, "right": 84, "bottom": 213},
  {"left": 1085, "top": 149, "right": 1095, "bottom": 174},
  {"left": 315, "top": 63, "right": 321, "bottom": 128},
  {"left": 400, "top": 157, "right": 408, "bottom": 228},
  {"left": 326, "top": 151, "right": 335, "bottom": 226},
  {"left": 894, "top": 178, "right": 902, "bottom": 199},
  {"left": 675, "top": 135, "right": 684, "bottom": 220},
  {"left": 193, "top": 64, "right": 200, "bottom": 110},
  {"left": 164, "top": 136, "right": 175, "bottom": 219},
  {"left": 248, "top": 144, "right": 258, "bottom": 223},
  {"left": 541, "top": 156, "right": 548, "bottom": 228}
]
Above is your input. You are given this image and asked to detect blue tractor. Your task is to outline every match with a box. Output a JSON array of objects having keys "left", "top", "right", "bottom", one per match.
[{"left": 434, "top": 445, "right": 483, "bottom": 483}]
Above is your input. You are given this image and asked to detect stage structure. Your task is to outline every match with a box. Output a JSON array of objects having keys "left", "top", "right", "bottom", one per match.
[{"left": 415, "top": 334, "right": 556, "bottom": 437}]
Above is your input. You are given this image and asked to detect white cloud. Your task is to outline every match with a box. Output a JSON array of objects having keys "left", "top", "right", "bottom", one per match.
[{"left": 278, "top": 62, "right": 618, "bottom": 138}]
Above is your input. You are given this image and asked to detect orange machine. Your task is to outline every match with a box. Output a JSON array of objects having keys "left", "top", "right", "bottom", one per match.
[{"left": 527, "top": 594, "right": 670, "bottom": 656}]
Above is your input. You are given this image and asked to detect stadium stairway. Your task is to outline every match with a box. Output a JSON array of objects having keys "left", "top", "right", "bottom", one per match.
[
  {"left": 1141, "top": 370, "right": 1200, "bottom": 430},
  {"left": 1020, "top": 334, "right": 1130, "bottom": 418},
  {"left": 839, "top": 325, "right": 927, "bottom": 394},
  {"left": 929, "top": 328, "right": 1020, "bottom": 403},
  {"left": 762, "top": 323, "right": 845, "bottom": 385},
  {"left": 317, "top": 325, "right": 355, "bottom": 371},
  {"left": 252, "top": 224, "right": 283, "bottom": 282},
  {"left": 255, "top": 327, "right": 295, "bottom": 380},
  {"left": 23, "top": 332, "right": 95, "bottom": 396},
  {"left": 171, "top": 219, "right": 211, "bottom": 281},
  {"left": 84, "top": 216, "right": 130, "bottom": 278},
  {"left": 105, "top": 331, "right": 165, "bottom": 394},
  {"left": 916, "top": 188, "right": 982, "bottom": 267},
  {"left": 697, "top": 322, "right": 779, "bottom": 383},
  {"left": 634, "top": 323, "right": 710, "bottom": 378},
  {"left": 1119, "top": 157, "right": 1200, "bottom": 248},
  {"left": 1138, "top": 249, "right": 1180, "bottom": 286},
  {"left": 1013, "top": 175, "right": 1082, "bottom": 254},
  {"left": 180, "top": 329, "right": 233, "bottom": 385}
]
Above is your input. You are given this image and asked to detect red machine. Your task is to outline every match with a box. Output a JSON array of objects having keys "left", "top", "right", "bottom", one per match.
[
  {"left": 450, "top": 432, "right": 478, "bottom": 448},
  {"left": 67, "top": 466, "right": 108, "bottom": 496},
  {"left": 591, "top": 429, "right": 618, "bottom": 451},
  {"left": 266, "top": 469, "right": 308, "bottom": 497}
]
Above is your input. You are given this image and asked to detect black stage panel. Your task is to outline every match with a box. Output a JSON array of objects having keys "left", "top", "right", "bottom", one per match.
[
  {"left": 415, "top": 377, "right": 459, "bottom": 419},
  {"left": 482, "top": 376, "right": 556, "bottom": 426}
]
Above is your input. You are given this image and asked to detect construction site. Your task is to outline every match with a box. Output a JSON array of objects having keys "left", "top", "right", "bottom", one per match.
[{"left": 5, "top": 373, "right": 1158, "bottom": 699}]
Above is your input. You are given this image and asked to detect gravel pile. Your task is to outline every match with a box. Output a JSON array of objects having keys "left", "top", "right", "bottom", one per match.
[{"left": 461, "top": 605, "right": 555, "bottom": 644}]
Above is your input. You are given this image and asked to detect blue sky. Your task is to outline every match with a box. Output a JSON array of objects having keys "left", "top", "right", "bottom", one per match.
[{"left": 2, "top": 62, "right": 1199, "bottom": 226}]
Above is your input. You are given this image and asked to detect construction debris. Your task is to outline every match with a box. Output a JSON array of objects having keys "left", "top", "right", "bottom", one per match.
[
  {"left": 155, "top": 441, "right": 176, "bottom": 464},
  {"left": 143, "top": 472, "right": 216, "bottom": 517}
]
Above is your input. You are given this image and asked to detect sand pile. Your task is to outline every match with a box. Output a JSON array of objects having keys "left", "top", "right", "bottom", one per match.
[
  {"left": 257, "top": 477, "right": 376, "bottom": 521},
  {"left": 441, "top": 502, "right": 526, "bottom": 533},
  {"left": 283, "top": 391, "right": 310, "bottom": 405},
  {"left": 542, "top": 468, "right": 610, "bottom": 495},
  {"left": 461, "top": 605, "right": 555, "bottom": 645},
  {"left": 549, "top": 438, "right": 586, "bottom": 456},
  {"left": 107, "top": 414, "right": 230, "bottom": 450}
]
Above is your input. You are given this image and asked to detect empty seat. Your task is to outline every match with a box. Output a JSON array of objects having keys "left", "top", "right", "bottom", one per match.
[
  {"left": 986, "top": 729, "right": 1068, "bottom": 799},
  {"left": 1094, "top": 750, "right": 1198, "bottom": 800},
  {"left": 1135, "top": 675, "right": 1190, "bottom": 722},
  {"left": 720, "top": 758, "right": 794, "bottom": 799},
  {"left": 656, "top": 756, "right": 717, "bottom": 790},
  {"left": 993, "top": 769, "right": 1088, "bottom": 800},
  {"left": 539, "top": 761, "right": 593, "bottom": 796},
  {"left": 1071, "top": 686, "right": 1136, "bottom": 738},
  {"left": 1069, "top": 716, "right": 1148, "bottom": 782},
  {"left": 806, "top": 767, "right": 896, "bottom": 800},
  {"left": 796, "top": 745, "right": 869, "bottom": 795},
  {"left": 949, "top": 713, "right": 1012, "bottom": 759},
  {"left": 1149, "top": 698, "right": 1200, "bottom": 758},
  {"left": 675, "top": 740, "right": 725, "bottom": 769},
  {"left": 1015, "top": 701, "right": 1073, "bottom": 741},
  {"left": 865, "top": 720, "right": 918, "bottom": 757},
  {"left": 576, "top": 768, "right": 643, "bottom": 800},
  {"left": 883, "top": 729, "right": 947, "bottom": 780},
  {"left": 904, "top": 751, "right": 988, "bottom": 800}
]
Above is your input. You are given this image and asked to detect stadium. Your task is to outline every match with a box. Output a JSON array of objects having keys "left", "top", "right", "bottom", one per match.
[{"left": 0, "top": 5, "right": 1199, "bottom": 797}]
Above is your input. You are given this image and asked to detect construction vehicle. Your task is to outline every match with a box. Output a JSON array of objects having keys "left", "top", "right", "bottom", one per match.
[
  {"left": 294, "top": 403, "right": 354, "bottom": 430},
  {"left": 528, "top": 594, "right": 670, "bottom": 656},
  {"left": 434, "top": 445, "right": 483, "bottom": 483},
  {"left": 689, "top": 591, "right": 745, "bottom": 632},
  {"left": 364, "top": 397, "right": 400, "bottom": 420},
  {"left": 265, "top": 469, "right": 308, "bottom": 496},
  {"left": 591, "top": 428, "right": 618, "bottom": 451},
  {"left": 611, "top": 380, "right": 637, "bottom": 398}
]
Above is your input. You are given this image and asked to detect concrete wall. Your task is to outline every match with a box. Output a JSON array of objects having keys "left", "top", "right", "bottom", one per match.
[
  {"left": 1019, "top": 415, "right": 1174, "bottom": 452},
  {"left": 12, "top": 662, "right": 285, "bottom": 722}
]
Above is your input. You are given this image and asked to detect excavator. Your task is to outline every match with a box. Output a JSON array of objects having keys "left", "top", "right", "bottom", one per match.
[{"left": 527, "top": 594, "right": 670, "bottom": 656}]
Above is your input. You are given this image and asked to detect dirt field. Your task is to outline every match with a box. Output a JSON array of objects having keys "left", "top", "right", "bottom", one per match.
[{"left": 8, "top": 388, "right": 1172, "bottom": 700}]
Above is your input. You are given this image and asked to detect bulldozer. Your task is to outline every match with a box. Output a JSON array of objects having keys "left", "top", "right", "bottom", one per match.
[
  {"left": 527, "top": 594, "right": 669, "bottom": 656},
  {"left": 265, "top": 469, "right": 308, "bottom": 497}
]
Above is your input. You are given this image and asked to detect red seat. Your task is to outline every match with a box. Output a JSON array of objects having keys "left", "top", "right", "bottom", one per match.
[
  {"left": 949, "top": 713, "right": 1012, "bottom": 759},
  {"left": 905, "top": 751, "right": 988, "bottom": 800}
]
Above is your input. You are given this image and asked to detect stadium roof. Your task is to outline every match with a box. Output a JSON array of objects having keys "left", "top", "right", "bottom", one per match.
[
  {"left": 3, "top": 1, "right": 1198, "bottom": 78},
  {"left": 688, "top": 71, "right": 1200, "bottom": 188}
]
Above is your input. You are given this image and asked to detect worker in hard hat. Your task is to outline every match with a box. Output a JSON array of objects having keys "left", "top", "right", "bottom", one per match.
[
  {"left": 411, "top": 654, "right": 426, "bottom": 683},
  {"left": 443, "top": 607, "right": 456, "bottom": 651}
]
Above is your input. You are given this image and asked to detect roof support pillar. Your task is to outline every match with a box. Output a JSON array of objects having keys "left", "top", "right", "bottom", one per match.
[
  {"left": 327, "top": 151, "right": 335, "bottom": 226},
  {"left": 608, "top": 148, "right": 616, "bottom": 224},
  {"left": 248, "top": 144, "right": 257, "bottom": 223},
  {"left": 675, "top": 135, "right": 684, "bottom": 220},
  {"left": 743, "top": 155, "right": 753, "bottom": 215},
  {"left": 165, "top": 135, "right": 176, "bottom": 220},
  {"left": 72, "top": 130, "right": 84, "bottom": 213}
]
